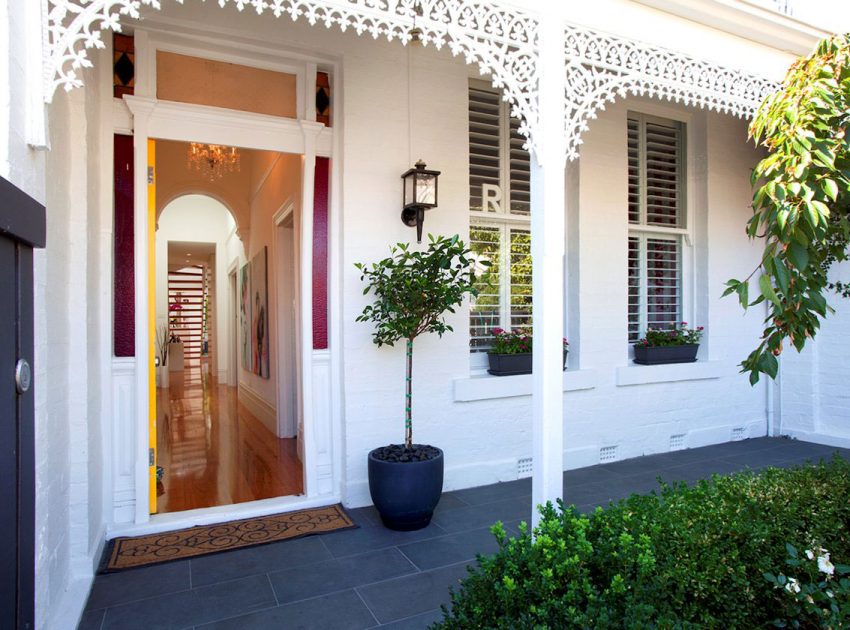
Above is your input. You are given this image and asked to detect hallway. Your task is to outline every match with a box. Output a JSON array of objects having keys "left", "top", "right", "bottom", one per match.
[{"left": 156, "top": 364, "right": 303, "bottom": 514}]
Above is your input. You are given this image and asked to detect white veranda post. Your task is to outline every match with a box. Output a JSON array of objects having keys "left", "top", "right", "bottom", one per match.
[{"left": 530, "top": 17, "right": 567, "bottom": 530}]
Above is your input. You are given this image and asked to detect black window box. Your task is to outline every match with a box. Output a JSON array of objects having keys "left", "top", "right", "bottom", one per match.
[
  {"left": 633, "top": 344, "right": 699, "bottom": 365},
  {"left": 487, "top": 350, "right": 568, "bottom": 376}
]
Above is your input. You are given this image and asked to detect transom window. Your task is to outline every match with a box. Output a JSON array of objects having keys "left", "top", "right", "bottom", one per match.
[
  {"left": 627, "top": 113, "right": 686, "bottom": 342},
  {"left": 468, "top": 82, "right": 532, "bottom": 358}
]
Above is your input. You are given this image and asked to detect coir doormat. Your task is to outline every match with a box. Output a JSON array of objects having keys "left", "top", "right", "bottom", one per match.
[{"left": 102, "top": 504, "right": 355, "bottom": 572}]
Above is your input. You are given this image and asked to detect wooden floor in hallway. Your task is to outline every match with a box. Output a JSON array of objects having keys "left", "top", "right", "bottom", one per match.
[{"left": 155, "top": 363, "right": 303, "bottom": 514}]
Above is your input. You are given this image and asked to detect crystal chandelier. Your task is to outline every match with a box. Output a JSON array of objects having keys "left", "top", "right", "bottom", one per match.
[{"left": 187, "top": 143, "right": 240, "bottom": 181}]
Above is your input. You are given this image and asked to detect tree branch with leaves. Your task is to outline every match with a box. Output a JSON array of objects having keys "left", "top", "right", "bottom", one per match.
[
  {"left": 355, "top": 235, "right": 483, "bottom": 448},
  {"left": 725, "top": 34, "right": 850, "bottom": 384}
]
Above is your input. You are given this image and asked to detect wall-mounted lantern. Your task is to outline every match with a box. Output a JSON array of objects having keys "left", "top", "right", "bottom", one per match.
[{"left": 401, "top": 160, "right": 440, "bottom": 243}]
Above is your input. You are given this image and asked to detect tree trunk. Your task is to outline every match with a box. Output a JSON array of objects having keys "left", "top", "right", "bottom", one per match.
[{"left": 405, "top": 338, "right": 413, "bottom": 449}]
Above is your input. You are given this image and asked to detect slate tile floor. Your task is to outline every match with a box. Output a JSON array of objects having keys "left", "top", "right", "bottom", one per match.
[{"left": 79, "top": 438, "right": 850, "bottom": 630}]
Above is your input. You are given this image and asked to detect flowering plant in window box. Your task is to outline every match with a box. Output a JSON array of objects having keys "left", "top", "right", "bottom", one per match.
[
  {"left": 487, "top": 328, "right": 569, "bottom": 376},
  {"left": 633, "top": 322, "right": 704, "bottom": 365}
]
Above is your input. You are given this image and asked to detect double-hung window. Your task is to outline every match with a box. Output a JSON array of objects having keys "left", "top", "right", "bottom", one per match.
[
  {"left": 628, "top": 113, "right": 686, "bottom": 342},
  {"left": 468, "top": 81, "right": 532, "bottom": 364}
]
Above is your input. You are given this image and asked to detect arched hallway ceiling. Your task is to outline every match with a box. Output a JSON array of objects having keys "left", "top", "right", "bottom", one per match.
[{"left": 155, "top": 139, "right": 287, "bottom": 242}]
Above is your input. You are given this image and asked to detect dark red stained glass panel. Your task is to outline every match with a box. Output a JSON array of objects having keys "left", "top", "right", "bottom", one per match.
[
  {"left": 312, "top": 157, "right": 329, "bottom": 350},
  {"left": 114, "top": 134, "right": 135, "bottom": 357}
]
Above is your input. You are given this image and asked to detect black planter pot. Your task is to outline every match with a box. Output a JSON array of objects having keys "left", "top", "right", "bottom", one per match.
[
  {"left": 633, "top": 343, "right": 699, "bottom": 365},
  {"left": 487, "top": 350, "right": 568, "bottom": 376},
  {"left": 368, "top": 446, "right": 444, "bottom": 531}
]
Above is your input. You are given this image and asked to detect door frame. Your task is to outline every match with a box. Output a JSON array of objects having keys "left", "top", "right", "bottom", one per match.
[
  {"left": 120, "top": 32, "right": 338, "bottom": 528},
  {"left": 273, "top": 202, "right": 299, "bottom": 441},
  {"left": 0, "top": 175, "right": 45, "bottom": 630}
]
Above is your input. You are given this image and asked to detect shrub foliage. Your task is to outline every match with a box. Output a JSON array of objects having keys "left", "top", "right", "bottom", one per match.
[{"left": 434, "top": 456, "right": 850, "bottom": 629}]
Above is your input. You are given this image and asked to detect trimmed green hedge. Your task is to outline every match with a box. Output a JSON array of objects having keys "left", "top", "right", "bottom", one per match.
[{"left": 434, "top": 457, "right": 850, "bottom": 629}]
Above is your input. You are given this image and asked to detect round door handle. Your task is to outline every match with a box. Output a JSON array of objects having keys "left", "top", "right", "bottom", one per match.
[{"left": 15, "top": 359, "right": 31, "bottom": 394}]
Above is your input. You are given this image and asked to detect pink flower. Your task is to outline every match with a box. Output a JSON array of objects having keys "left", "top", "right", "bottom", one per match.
[{"left": 492, "top": 327, "right": 504, "bottom": 335}]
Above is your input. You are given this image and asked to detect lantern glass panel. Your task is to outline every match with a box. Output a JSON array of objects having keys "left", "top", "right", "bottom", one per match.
[
  {"left": 416, "top": 173, "right": 437, "bottom": 206},
  {"left": 404, "top": 175, "right": 415, "bottom": 207}
]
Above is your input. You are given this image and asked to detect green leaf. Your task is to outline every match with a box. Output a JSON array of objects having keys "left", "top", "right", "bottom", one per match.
[
  {"left": 759, "top": 274, "right": 781, "bottom": 308},
  {"left": 822, "top": 178, "right": 839, "bottom": 200},
  {"left": 736, "top": 281, "right": 749, "bottom": 309},
  {"left": 773, "top": 258, "right": 790, "bottom": 294},
  {"left": 787, "top": 241, "right": 810, "bottom": 270}
]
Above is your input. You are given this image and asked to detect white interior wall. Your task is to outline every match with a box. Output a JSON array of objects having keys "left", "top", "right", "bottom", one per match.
[
  {"left": 238, "top": 152, "right": 301, "bottom": 425},
  {"left": 156, "top": 194, "right": 241, "bottom": 384}
]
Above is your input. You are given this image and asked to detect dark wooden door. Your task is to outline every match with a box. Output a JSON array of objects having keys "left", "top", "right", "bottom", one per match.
[{"left": 0, "top": 176, "right": 45, "bottom": 630}]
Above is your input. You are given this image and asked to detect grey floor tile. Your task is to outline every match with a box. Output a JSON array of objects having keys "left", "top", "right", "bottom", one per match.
[
  {"left": 719, "top": 448, "right": 803, "bottom": 468},
  {"left": 321, "top": 521, "right": 446, "bottom": 558},
  {"left": 565, "top": 463, "right": 630, "bottom": 483},
  {"left": 663, "top": 458, "right": 746, "bottom": 483},
  {"left": 450, "top": 478, "right": 531, "bottom": 506},
  {"left": 347, "top": 506, "right": 383, "bottom": 528},
  {"left": 695, "top": 438, "right": 779, "bottom": 459},
  {"left": 197, "top": 589, "right": 377, "bottom": 630},
  {"left": 85, "top": 560, "right": 191, "bottom": 610},
  {"left": 430, "top": 496, "right": 532, "bottom": 534},
  {"left": 269, "top": 547, "right": 417, "bottom": 604},
  {"left": 77, "top": 608, "right": 105, "bottom": 630},
  {"left": 771, "top": 441, "right": 846, "bottom": 461},
  {"left": 358, "top": 562, "right": 469, "bottom": 624},
  {"left": 563, "top": 479, "right": 615, "bottom": 504},
  {"left": 191, "top": 535, "right": 332, "bottom": 587},
  {"left": 378, "top": 608, "right": 445, "bottom": 629},
  {"left": 605, "top": 472, "right": 668, "bottom": 499},
  {"left": 433, "top": 492, "right": 470, "bottom": 512},
  {"left": 598, "top": 456, "right": 667, "bottom": 477},
  {"left": 640, "top": 448, "right": 719, "bottom": 468},
  {"left": 398, "top": 526, "right": 500, "bottom": 571},
  {"left": 102, "top": 574, "right": 276, "bottom": 630}
]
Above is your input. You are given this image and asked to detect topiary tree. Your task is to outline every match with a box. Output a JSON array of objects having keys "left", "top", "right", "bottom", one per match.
[
  {"left": 355, "top": 235, "right": 481, "bottom": 448},
  {"left": 725, "top": 33, "right": 850, "bottom": 384}
]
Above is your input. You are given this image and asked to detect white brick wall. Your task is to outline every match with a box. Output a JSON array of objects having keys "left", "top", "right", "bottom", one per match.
[{"left": 782, "top": 261, "right": 850, "bottom": 447}]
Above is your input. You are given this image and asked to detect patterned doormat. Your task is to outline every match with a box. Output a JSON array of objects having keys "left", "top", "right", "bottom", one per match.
[{"left": 101, "top": 504, "right": 356, "bottom": 572}]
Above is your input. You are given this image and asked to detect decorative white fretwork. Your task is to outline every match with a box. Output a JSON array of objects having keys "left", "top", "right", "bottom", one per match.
[
  {"left": 43, "top": 0, "right": 541, "bottom": 150},
  {"left": 560, "top": 25, "right": 778, "bottom": 159},
  {"left": 43, "top": 0, "right": 778, "bottom": 161}
]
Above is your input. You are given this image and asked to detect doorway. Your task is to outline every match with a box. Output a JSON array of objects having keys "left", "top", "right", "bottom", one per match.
[{"left": 153, "top": 169, "right": 304, "bottom": 514}]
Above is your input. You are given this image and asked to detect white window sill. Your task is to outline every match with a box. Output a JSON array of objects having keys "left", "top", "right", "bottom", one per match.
[
  {"left": 615, "top": 360, "right": 729, "bottom": 387},
  {"left": 453, "top": 369, "right": 597, "bottom": 402}
]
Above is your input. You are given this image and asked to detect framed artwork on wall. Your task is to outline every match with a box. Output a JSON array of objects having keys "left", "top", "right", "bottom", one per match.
[
  {"left": 251, "top": 247, "right": 270, "bottom": 378},
  {"left": 240, "top": 261, "right": 252, "bottom": 371}
]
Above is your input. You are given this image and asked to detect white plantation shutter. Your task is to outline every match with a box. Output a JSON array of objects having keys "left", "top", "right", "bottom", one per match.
[
  {"left": 509, "top": 228, "right": 532, "bottom": 328},
  {"left": 628, "top": 113, "right": 685, "bottom": 342},
  {"left": 468, "top": 82, "right": 532, "bottom": 355},
  {"left": 470, "top": 225, "right": 501, "bottom": 352},
  {"left": 644, "top": 121, "right": 682, "bottom": 226},
  {"left": 509, "top": 118, "right": 531, "bottom": 216},
  {"left": 646, "top": 237, "right": 681, "bottom": 329},
  {"left": 469, "top": 87, "right": 500, "bottom": 213},
  {"left": 628, "top": 236, "right": 641, "bottom": 341}
]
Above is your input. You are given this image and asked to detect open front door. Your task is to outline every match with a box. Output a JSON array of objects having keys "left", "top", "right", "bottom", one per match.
[{"left": 148, "top": 139, "right": 158, "bottom": 514}]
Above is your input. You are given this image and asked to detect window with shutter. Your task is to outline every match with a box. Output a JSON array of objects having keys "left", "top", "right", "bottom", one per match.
[
  {"left": 468, "top": 82, "right": 532, "bottom": 359},
  {"left": 627, "top": 113, "right": 685, "bottom": 342}
]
